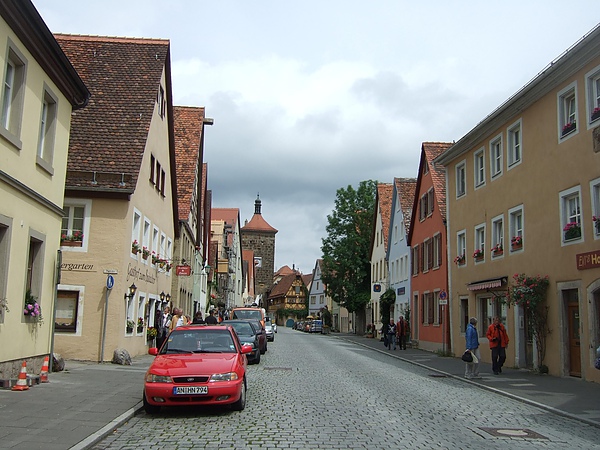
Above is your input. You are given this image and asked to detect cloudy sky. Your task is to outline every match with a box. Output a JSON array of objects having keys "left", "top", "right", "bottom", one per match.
[{"left": 33, "top": 0, "right": 598, "bottom": 274}]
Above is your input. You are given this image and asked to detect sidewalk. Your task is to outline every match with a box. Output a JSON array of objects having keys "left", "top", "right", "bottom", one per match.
[
  {"left": 336, "top": 333, "right": 600, "bottom": 428},
  {"left": 2, "top": 337, "right": 600, "bottom": 450},
  {"left": 0, "top": 354, "right": 155, "bottom": 450}
]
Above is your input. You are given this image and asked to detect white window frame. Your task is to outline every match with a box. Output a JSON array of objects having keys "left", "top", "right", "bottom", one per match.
[
  {"left": 0, "top": 42, "right": 26, "bottom": 148},
  {"left": 560, "top": 186, "right": 583, "bottom": 244},
  {"left": 142, "top": 218, "right": 151, "bottom": 264},
  {"left": 456, "top": 160, "right": 466, "bottom": 198},
  {"left": 36, "top": 85, "right": 58, "bottom": 174},
  {"left": 585, "top": 64, "right": 600, "bottom": 128},
  {"left": 131, "top": 209, "right": 142, "bottom": 260},
  {"left": 591, "top": 177, "right": 600, "bottom": 239},
  {"left": 509, "top": 205, "right": 524, "bottom": 252},
  {"left": 491, "top": 214, "right": 504, "bottom": 258},
  {"left": 457, "top": 230, "right": 466, "bottom": 266},
  {"left": 433, "top": 233, "right": 441, "bottom": 269},
  {"left": 61, "top": 199, "right": 91, "bottom": 252},
  {"left": 507, "top": 118, "right": 522, "bottom": 169},
  {"left": 474, "top": 147, "right": 485, "bottom": 188},
  {"left": 489, "top": 134, "right": 503, "bottom": 179},
  {"left": 474, "top": 224, "right": 485, "bottom": 263},
  {"left": 558, "top": 82, "right": 578, "bottom": 141}
]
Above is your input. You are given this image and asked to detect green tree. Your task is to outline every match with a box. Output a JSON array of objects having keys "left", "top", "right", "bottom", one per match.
[
  {"left": 321, "top": 180, "right": 377, "bottom": 314},
  {"left": 379, "top": 288, "right": 395, "bottom": 326}
]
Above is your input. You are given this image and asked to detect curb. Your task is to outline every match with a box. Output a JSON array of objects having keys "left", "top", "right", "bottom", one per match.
[{"left": 335, "top": 335, "right": 600, "bottom": 430}]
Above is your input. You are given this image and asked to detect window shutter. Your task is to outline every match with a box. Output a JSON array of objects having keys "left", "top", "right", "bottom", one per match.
[
  {"left": 421, "top": 294, "right": 425, "bottom": 324},
  {"left": 428, "top": 240, "right": 433, "bottom": 270},
  {"left": 428, "top": 190, "right": 434, "bottom": 214},
  {"left": 428, "top": 294, "right": 434, "bottom": 324}
]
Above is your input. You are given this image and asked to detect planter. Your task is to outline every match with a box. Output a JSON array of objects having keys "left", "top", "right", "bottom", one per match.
[
  {"left": 562, "top": 123, "right": 576, "bottom": 136},
  {"left": 142, "top": 253, "right": 149, "bottom": 260},
  {"left": 474, "top": 256, "right": 483, "bottom": 262},
  {"left": 132, "top": 248, "right": 139, "bottom": 255},
  {"left": 592, "top": 111, "right": 600, "bottom": 121},
  {"left": 492, "top": 250, "right": 503, "bottom": 256},
  {"left": 511, "top": 243, "right": 522, "bottom": 251},
  {"left": 126, "top": 327, "right": 134, "bottom": 334},
  {"left": 564, "top": 228, "right": 581, "bottom": 240},
  {"left": 595, "top": 221, "right": 600, "bottom": 234},
  {"left": 62, "top": 240, "right": 83, "bottom": 247},
  {"left": 137, "top": 326, "right": 144, "bottom": 334}
]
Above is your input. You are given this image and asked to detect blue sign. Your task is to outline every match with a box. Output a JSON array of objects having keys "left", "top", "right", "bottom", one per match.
[
  {"left": 106, "top": 275, "right": 115, "bottom": 290},
  {"left": 439, "top": 290, "right": 447, "bottom": 300},
  {"left": 397, "top": 287, "right": 405, "bottom": 295},
  {"left": 373, "top": 284, "right": 381, "bottom": 292}
]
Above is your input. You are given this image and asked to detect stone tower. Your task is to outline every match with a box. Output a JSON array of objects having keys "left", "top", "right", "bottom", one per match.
[{"left": 241, "top": 195, "right": 277, "bottom": 305}]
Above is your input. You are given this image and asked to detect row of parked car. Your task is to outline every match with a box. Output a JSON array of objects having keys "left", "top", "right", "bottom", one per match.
[{"left": 293, "top": 319, "right": 323, "bottom": 333}]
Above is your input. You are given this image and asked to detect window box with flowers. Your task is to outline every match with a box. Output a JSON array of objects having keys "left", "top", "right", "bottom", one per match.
[
  {"left": 562, "top": 121, "right": 576, "bottom": 136},
  {"left": 491, "top": 243, "right": 503, "bottom": 256},
  {"left": 563, "top": 222, "right": 581, "bottom": 240},
  {"left": 147, "top": 326, "right": 157, "bottom": 341},
  {"left": 24, "top": 290, "right": 43, "bottom": 325},
  {"left": 511, "top": 235, "right": 523, "bottom": 250},
  {"left": 453, "top": 254, "right": 465, "bottom": 265},
  {"left": 137, "top": 317, "right": 144, "bottom": 333},
  {"left": 132, "top": 240, "right": 141, "bottom": 255},
  {"left": 593, "top": 216, "right": 600, "bottom": 235},
  {"left": 141, "top": 246, "right": 150, "bottom": 260},
  {"left": 126, "top": 319, "right": 135, "bottom": 334},
  {"left": 592, "top": 107, "right": 600, "bottom": 122},
  {"left": 61, "top": 230, "right": 84, "bottom": 247},
  {"left": 473, "top": 249, "right": 484, "bottom": 261},
  {"left": 151, "top": 252, "right": 159, "bottom": 265}
]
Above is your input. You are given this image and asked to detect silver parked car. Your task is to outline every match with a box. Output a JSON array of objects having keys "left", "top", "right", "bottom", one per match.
[{"left": 265, "top": 321, "right": 275, "bottom": 342}]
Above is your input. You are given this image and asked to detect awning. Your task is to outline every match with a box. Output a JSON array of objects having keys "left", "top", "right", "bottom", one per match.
[{"left": 467, "top": 277, "right": 507, "bottom": 291}]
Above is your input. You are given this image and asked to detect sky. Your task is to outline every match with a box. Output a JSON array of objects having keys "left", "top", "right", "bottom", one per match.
[{"left": 33, "top": 0, "right": 598, "bottom": 274}]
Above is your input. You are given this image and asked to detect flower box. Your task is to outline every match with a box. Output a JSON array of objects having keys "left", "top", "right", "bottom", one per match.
[
  {"left": 137, "top": 326, "right": 144, "bottom": 334},
  {"left": 61, "top": 240, "right": 82, "bottom": 247},
  {"left": 493, "top": 249, "right": 503, "bottom": 256},
  {"left": 563, "top": 222, "right": 581, "bottom": 240},
  {"left": 562, "top": 122, "right": 576, "bottom": 136},
  {"left": 511, "top": 242, "right": 522, "bottom": 250},
  {"left": 126, "top": 327, "right": 134, "bottom": 334},
  {"left": 592, "top": 109, "right": 600, "bottom": 121},
  {"left": 453, "top": 255, "right": 465, "bottom": 265}
]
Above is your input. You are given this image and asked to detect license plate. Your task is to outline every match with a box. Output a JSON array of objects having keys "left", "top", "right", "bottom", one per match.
[{"left": 173, "top": 386, "right": 208, "bottom": 395}]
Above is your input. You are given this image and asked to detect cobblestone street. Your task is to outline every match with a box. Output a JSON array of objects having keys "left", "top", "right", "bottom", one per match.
[{"left": 93, "top": 328, "right": 599, "bottom": 449}]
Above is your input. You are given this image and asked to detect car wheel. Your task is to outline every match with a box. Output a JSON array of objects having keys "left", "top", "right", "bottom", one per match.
[
  {"left": 264, "top": 342, "right": 268, "bottom": 353},
  {"left": 260, "top": 343, "right": 266, "bottom": 355},
  {"left": 143, "top": 391, "right": 160, "bottom": 414},
  {"left": 254, "top": 351, "right": 260, "bottom": 364},
  {"left": 231, "top": 377, "right": 246, "bottom": 411}
]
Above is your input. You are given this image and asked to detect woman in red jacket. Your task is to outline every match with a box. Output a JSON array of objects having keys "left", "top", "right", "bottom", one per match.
[{"left": 486, "top": 316, "right": 509, "bottom": 375}]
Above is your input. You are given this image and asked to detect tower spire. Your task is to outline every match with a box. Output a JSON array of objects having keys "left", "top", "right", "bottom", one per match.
[{"left": 254, "top": 193, "right": 262, "bottom": 215}]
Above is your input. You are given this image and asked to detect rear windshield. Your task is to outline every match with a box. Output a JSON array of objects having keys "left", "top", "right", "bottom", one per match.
[
  {"left": 229, "top": 322, "right": 254, "bottom": 335},
  {"left": 232, "top": 309, "right": 262, "bottom": 321}
]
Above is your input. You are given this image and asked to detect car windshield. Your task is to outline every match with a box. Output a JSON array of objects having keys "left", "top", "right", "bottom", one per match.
[
  {"left": 161, "top": 329, "right": 235, "bottom": 354},
  {"left": 232, "top": 309, "right": 262, "bottom": 321},
  {"left": 229, "top": 322, "right": 254, "bottom": 335}
]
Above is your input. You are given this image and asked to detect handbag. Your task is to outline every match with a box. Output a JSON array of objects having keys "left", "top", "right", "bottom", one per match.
[
  {"left": 595, "top": 357, "right": 600, "bottom": 370},
  {"left": 461, "top": 350, "right": 473, "bottom": 363}
]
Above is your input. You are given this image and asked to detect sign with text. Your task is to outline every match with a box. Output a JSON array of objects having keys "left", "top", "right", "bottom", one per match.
[
  {"left": 176, "top": 265, "right": 192, "bottom": 276},
  {"left": 576, "top": 250, "right": 600, "bottom": 270}
]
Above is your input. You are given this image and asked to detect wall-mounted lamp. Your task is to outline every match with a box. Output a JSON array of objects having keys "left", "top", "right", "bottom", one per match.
[
  {"left": 124, "top": 283, "right": 137, "bottom": 300},
  {"left": 165, "top": 293, "right": 171, "bottom": 302},
  {"left": 159, "top": 291, "right": 166, "bottom": 301}
]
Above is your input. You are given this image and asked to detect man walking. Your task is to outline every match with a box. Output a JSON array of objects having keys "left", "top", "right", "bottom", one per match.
[
  {"left": 396, "top": 316, "right": 407, "bottom": 350},
  {"left": 386, "top": 318, "right": 396, "bottom": 350},
  {"left": 487, "top": 316, "right": 509, "bottom": 375}
]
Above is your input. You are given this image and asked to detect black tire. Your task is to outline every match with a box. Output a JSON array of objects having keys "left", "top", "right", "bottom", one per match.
[
  {"left": 253, "top": 351, "right": 260, "bottom": 364},
  {"left": 264, "top": 342, "right": 268, "bottom": 353},
  {"left": 260, "top": 343, "right": 266, "bottom": 355},
  {"left": 231, "top": 378, "right": 246, "bottom": 411},
  {"left": 143, "top": 391, "right": 160, "bottom": 414}
]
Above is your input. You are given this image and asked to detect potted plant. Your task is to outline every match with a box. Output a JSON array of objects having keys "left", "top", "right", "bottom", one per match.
[
  {"left": 563, "top": 222, "right": 581, "bottom": 240},
  {"left": 147, "top": 326, "right": 158, "bottom": 341},
  {"left": 593, "top": 216, "right": 600, "bottom": 234},
  {"left": 132, "top": 240, "right": 141, "bottom": 254},
  {"left": 126, "top": 319, "right": 135, "bottom": 333},
  {"left": 511, "top": 235, "right": 523, "bottom": 249},
  {"left": 137, "top": 317, "right": 144, "bottom": 333},
  {"left": 453, "top": 254, "right": 465, "bottom": 265},
  {"left": 491, "top": 243, "right": 503, "bottom": 255},
  {"left": 24, "top": 290, "right": 43, "bottom": 324},
  {"left": 151, "top": 252, "right": 159, "bottom": 265},
  {"left": 562, "top": 121, "right": 576, "bottom": 136},
  {"left": 592, "top": 107, "right": 600, "bottom": 122},
  {"left": 473, "top": 249, "right": 483, "bottom": 260},
  {"left": 141, "top": 246, "right": 150, "bottom": 260},
  {"left": 61, "top": 230, "right": 84, "bottom": 247}
]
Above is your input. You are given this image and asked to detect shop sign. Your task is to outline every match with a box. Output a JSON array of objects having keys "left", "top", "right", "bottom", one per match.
[{"left": 576, "top": 250, "right": 600, "bottom": 270}]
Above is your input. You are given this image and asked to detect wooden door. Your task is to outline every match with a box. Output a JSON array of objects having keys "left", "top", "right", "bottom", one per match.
[{"left": 568, "top": 301, "right": 581, "bottom": 377}]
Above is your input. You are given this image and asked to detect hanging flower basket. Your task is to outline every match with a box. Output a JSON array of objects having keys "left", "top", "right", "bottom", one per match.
[
  {"left": 132, "top": 240, "right": 141, "bottom": 254},
  {"left": 142, "top": 247, "right": 150, "bottom": 260}
]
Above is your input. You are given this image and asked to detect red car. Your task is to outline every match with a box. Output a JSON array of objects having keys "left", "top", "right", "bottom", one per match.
[{"left": 143, "top": 325, "right": 253, "bottom": 413}]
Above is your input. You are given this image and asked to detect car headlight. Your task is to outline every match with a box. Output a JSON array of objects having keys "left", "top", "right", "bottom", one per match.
[
  {"left": 145, "top": 373, "right": 173, "bottom": 383},
  {"left": 242, "top": 341, "right": 256, "bottom": 348},
  {"left": 210, "top": 372, "right": 239, "bottom": 382}
]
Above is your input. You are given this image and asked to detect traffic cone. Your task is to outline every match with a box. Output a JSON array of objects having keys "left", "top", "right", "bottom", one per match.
[
  {"left": 12, "top": 361, "right": 29, "bottom": 391},
  {"left": 40, "top": 356, "right": 49, "bottom": 383}
]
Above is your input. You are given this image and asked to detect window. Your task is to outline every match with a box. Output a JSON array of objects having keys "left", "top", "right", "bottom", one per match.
[
  {"left": 419, "top": 193, "right": 428, "bottom": 221},
  {"left": 478, "top": 295, "right": 507, "bottom": 335},
  {"left": 1, "top": 44, "right": 26, "bottom": 146},
  {"left": 143, "top": 218, "right": 151, "bottom": 261},
  {"left": 585, "top": 65, "right": 600, "bottom": 126},
  {"left": 157, "top": 85, "right": 165, "bottom": 118},
  {"left": 411, "top": 245, "right": 419, "bottom": 276},
  {"left": 36, "top": 87, "right": 58, "bottom": 173},
  {"left": 26, "top": 233, "right": 44, "bottom": 302},
  {"left": 474, "top": 148, "right": 485, "bottom": 188},
  {"left": 126, "top": 293, "right": 136, "bottom": 334},
  {"left": 137, "top": 295, "right": 145, "bottom": 335},
  {"left": 422, "top": 292, "right": 434, "bottom": 325},
  {"left": 55, "top": 290, "right": 79, "bottom": 332},
  {"left": 560, "top": 186, "right": 582, "bottom": 243},
  {"left": 507, "top": 119, "right": 522, "bottom": 168},
  {"left": 61, "top": 202, "right": 89, "bottom": 249},
  {"left": 460, "top": 297, "right": 469, "bottom": 333},
  {"left": 509, "top": 205, "right": 524, "bottom": 251},
  {"left": 152, "top": 226, "right": 159, "bottom": 264},
  {"left": 457, "top": 231, "right": 466, "bottom": 264},
  {"left": 422, "top": 238, "right": 432, "bottom": 272},
  {"left": 311, "top": 296, "right": 316, "bottom": 304},
  {"left": 132, "top": 210, "right": 141, "bottom": 258},
  {"left": 591, "top": 178, "right": 600, "bottom": 238},
  {"left": 433, "top": 233, "right": 442, "bottom": 269},
  {"left": 456, "top": 161, "right": 466, "bottom": 198},
  {"left": 489, "top": 135, "right": 503, "bottom": 179},
  {"left": 558, "top": 82, "right": 578, "bottom": 139},
  {"left": 150, "top": 154, "right": 155, "bottom": 184},
  {"left": 474, "top": 224, "right": 485, "bottom": 261},
  {"left": 0, "top": 217, "right": 10, "bottom": 324},
  {"left": 491, "top": 215, "right": 504, "bottom": 256}
]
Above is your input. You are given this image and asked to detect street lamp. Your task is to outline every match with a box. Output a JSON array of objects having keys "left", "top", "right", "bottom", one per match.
[
  {"left": 159, "top": 291, "right": 165, "bottom": 301},
  {"left": 124, "top": 283, "right": 137, "bottom": 300}
]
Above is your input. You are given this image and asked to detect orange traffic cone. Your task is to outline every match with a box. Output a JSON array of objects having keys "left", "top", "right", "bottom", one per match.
[
  {"left": 12, "top": 361, "right": 29, "bottom": 391},
  {"left": 40, "top": 356, "right": 49, "bottom": 383}
]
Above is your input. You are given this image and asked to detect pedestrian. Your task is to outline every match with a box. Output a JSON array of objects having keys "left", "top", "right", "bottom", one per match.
[
  {"left": 170, "top": 307, "right": 183, "bottom": 331},
  {"left": 192, "top": 311, "right": 205, "bottom": 324},
  {"left": 396, "top": 316, "right": 407, "bottom": 350},
  {"left": 205, "top": 309, "right": 218, "bottom": 325},
  {"left": 156, "top": 306, "right": 172, "bottom": 349},
  {"left": 386, "top": 318, "right": 397, "bottom": 350},
  {"left": 487, "top": 316, "right": 509, "bottom": 375},
  {"left": 465, "top": 317, "right": 481, "bottom": 379}
]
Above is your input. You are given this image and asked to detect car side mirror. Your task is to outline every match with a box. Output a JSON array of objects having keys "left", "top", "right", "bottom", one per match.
[
  {"left": 148, "top": 347, "right": 158, "bottom": 356},
  {"left": 241, "top": 344, "right": 253, "bottom": 354}
]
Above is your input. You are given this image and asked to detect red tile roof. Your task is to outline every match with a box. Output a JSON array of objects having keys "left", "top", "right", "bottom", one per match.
[
  {"left": 422, "top": 142, "right": 452, "bottom": 220},
  {"left": 242, "top": 213, "right": 278, "bottom": 233},
  {"left": 55, "top": 34, "right": 171, "bottom": 192},
  {"left": 376, "top": 183, "right": 394, "bottom": 249},
  {"left": 394, "top": 177, "right": 417, "bottom": 235},
  {"left": 174, "top": 106, "right": 205, "bottom": 222}
]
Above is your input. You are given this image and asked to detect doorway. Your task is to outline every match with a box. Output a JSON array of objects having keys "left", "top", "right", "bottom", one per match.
[{"left": 565, "top": 289, "right": 581, "bottom": 377}]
